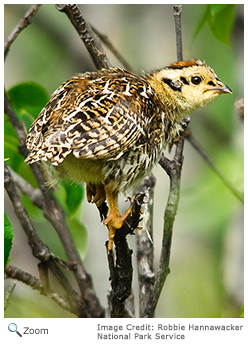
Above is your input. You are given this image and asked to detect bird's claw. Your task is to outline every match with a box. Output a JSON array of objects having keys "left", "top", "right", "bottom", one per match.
[
  {"left": 103, "top": 207, "right": 132, "bottom": 252},
  {"left": 86, "top": 183, "right": 106, "bottom": 207}
]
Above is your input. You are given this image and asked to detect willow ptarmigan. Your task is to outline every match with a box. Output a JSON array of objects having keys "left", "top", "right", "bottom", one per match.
[{"left": 25, "top": 60, "right": 232, "bottom": 251}]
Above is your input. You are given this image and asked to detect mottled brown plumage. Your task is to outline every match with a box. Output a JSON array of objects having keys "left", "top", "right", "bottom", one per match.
[{"left": 26, "top": 60, "right": 231, "bottom": 251}]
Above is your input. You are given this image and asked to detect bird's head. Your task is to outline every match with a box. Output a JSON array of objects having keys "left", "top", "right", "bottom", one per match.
[{"left": 146, "top": 59, "right": 232, "bottom": 120}]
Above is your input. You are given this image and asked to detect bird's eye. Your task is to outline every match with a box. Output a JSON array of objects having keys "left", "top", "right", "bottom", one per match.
[{"left": 191, "top": 76, "right": 202, "bottom": 85}]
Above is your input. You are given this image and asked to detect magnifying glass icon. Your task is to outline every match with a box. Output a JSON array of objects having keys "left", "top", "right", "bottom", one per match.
[{"left": 8, "top": 323, "right": 22, "bottom": 337}]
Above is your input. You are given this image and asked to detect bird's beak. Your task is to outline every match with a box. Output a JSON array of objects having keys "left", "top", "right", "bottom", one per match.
[{"left": 205, "top": 83, "right": 232, "bottom": 94}]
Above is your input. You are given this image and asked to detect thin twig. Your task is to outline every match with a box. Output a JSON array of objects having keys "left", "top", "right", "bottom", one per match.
[
  {"left": 4, "top": 4, "right": 42, "bottom": 59},
  {"left": 172, "top": 5, "right": 183, "bottom": 61},
  {"left": 186, "top": 131, "right": 244, "bottom": 203},
  {"left": 91, "top": 25, "right": 135, "bottom": 72},
  {"left": 4, "top": 92, "right": 27, "bottom": 154}
]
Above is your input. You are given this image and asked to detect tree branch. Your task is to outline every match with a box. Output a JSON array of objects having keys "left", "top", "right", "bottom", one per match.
[
  {"left": 4, "top": 163, "right": 83, "bottom": 316},
  {"left": 172, "top": 5, "right": 183, "bottom": 61},
  {"left": 106, "top": 191, "right": 148, "bottom": 318},
  {"left": 5, "top": 265, "right": 74, "bottom": 314},
  {"left": 4, "top": 4, "right": 42, "bottom": 59},
  {"left": 135, "top": 174, "right": 156, "bottom": 317},
  {"left": 56, "top": 4, "right": 111, "bottom": 70},
  {"left": 7, "top": 165, "right": 44, "bottom": 209}
]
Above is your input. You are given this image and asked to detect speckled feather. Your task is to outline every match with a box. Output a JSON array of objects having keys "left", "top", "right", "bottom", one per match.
[{"left": 26, "top": 67, "right": 172, "bottom": 193}]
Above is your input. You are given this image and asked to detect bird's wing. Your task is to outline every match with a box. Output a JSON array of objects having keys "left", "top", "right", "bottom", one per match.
[{"left": 26, "top": 72, "right": 153, "bottom": 165}]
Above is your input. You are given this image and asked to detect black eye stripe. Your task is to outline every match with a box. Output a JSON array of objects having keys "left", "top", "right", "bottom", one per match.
[
  {"left": 162, "top": 78, "right": 182, "bottom": 92},
  {"left": 180, "top": 77, "right": 189, "bottom": 85},
  {"left": 207, "top": 81, "right": 216, "bottom": 86}
]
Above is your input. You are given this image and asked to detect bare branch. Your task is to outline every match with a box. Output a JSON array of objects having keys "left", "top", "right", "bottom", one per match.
[
  {"left": 5, "top": 265, "right": 43, "bottom": 290},
  {"left": 106, "top": 191, "right": 148, "bottom": 318},
  {"left": 4, "top": 163, "right": 84, "bottom": 316},
  {"left": 172, "top": 5, "right": 183, "bottom": 61},
  {"left": 56, "top": 4, "right": 111, "bottom": 70},
  {"left": 91, "top": 25, "right": 135, "bottom": 72},
  {"left": 135, "top": 174, "right": 156, "bottom": 317},
  {"left": 5, "top": 265, "right": 74, "bottom": 314},
  {"left": 4, "top": 92, "right": 28, "bottom": 155},
  {"left": 4, "top": 4, "right": 42, "bottom": 59},
  {"left": 7, "top": 165, "right": 44, "bottom": 209}
]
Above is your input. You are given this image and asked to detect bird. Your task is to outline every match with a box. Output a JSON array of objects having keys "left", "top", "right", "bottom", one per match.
[{"left": 25, "top": 59, "right": 232, "bottom": 251}]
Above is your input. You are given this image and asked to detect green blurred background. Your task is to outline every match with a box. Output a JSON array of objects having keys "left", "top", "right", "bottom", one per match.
[{"left": 4, "top": 4, "right": 244, "bottom": 318}]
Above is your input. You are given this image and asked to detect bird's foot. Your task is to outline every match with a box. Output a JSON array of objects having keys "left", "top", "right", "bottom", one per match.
[
  {"left": 86, "top": 183, "right": 106, "bottom": 207},
  {"left": 103, "top": 207, "right": 132, "bottom": 252}
]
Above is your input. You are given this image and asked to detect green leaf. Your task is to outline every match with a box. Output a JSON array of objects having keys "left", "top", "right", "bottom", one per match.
[
  {"left": 60, "top": 181, "right": 85, "bottom": 216},
  {"left": 240, "top": 305, "right": 244, "bottom": 318},
  {"left": 207, "top": 4, "right": 236, "bottom": 44},
  {"left": 192, "top": 4, "right": 236, "bottom": 45},
  {"left": 5, "top": 82, "right": 48, "bottom": 185},
  {"left": 4, "top": 114, "right": 21, "bottom": 170},
  {"left": 209, "top": 4, "right": 228, "bottom": 16},
  {"left": 7, "top": 82, "right": 49, "bottom": 130},
  {"left": 4, "top": 114, "right": 39, "bottom": 188},
  {"left": 4, "top": 212, "right": 14, "bottom": 269},
  {"left": 53, "top": 182, "right": 87, "bottom": 255},
  {"left": 66, "top": 217, "right": 88, "bottom": 257}
]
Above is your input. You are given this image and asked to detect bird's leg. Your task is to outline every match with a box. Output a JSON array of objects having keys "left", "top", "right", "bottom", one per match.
[
  {"left": 86, "top": 183, "right": 106, "bottom": 207},
  {"left": 103, "top": 190, "right": 131, "bottom": 252},
  {"left": 86, "top": 183, "right": 94, "bottom": 203},
  {"left": 93, "top": 184, "right": 106, "bottom": 207}
]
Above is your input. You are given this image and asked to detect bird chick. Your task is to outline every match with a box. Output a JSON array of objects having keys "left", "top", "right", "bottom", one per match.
[{"left": 25, "top": 59, "right": 232, "bottom": 251}]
